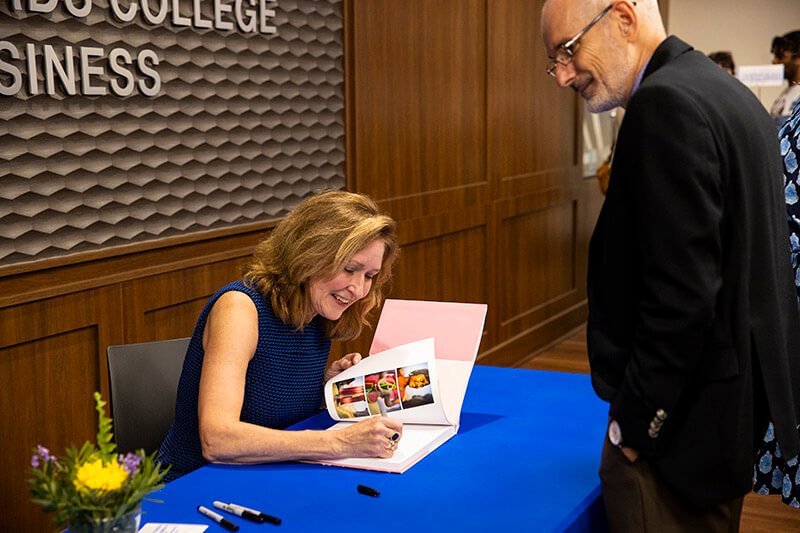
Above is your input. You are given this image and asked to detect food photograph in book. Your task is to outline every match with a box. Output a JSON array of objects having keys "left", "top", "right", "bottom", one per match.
[
  {"left": 365, "top": 370, "right": 402, "bottom": 415},
  {"left": 333, "top": 363, "right": 436, "bottom": 419},
  {"left": 332, "top": 376, "right": 369, "bottom": 419},
  {"left": 397, "top": 363, "right": 434, "bottom": 409}
]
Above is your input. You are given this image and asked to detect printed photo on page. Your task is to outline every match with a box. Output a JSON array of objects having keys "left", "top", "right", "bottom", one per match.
[{"left": 325, "top": 337, "right": 449, "bottom": 426}]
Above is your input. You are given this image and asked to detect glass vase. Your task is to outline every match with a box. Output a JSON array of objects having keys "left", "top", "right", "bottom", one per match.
[{"left": 69, "top": 505, "right": 141, "bottom": 533}]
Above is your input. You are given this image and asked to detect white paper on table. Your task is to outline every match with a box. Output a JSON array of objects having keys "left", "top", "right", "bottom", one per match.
[{"left": 138, "top": 524, "right": 208, "bottom": 533}]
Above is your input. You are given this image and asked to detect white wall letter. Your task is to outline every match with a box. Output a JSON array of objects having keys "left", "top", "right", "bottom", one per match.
[
  {"left": 259, "top": 0, "right": 276, "bottom": 34},
  {"left": 0, "top": 42, "right": 23, "bottom": 96},
  {"left": 234, "top": 0, "right": 256, "bottom": 33},
  {"left": 26, "top": 43, "right": 39, "bottom": 94},
  {"left": 28, "top": 0, "right": 58, "bottom": 13},
  {"left": 44, "top": 44, "right": 77, "bottom": 96},
  {"left": 80, "top": 46, "right": 106, "bottom": 96},
  {"left": 192, "top": 0, "right": 212, "bottom": 28},
  {"left": 214, "top": 0, "right": 233, "bottom": 31},
  {"left": 171, "top": 0, "right": 191, "bottom": 26},
  {"left": 141, "top": 0, "right": 167, "bottom": 25},
  {"left": 110, "top": 0, "right": 138, "bottom": 23},
  {"left": 137, "top": 49, "right": 160, "bottom": 96},
  {"left": 108, "top": 48, "right": 134, "bottom": 96}
]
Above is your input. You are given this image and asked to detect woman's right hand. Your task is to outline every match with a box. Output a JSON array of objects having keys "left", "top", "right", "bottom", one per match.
[{"left": 332, "top": 416, "right": 403, "bottom": 458}]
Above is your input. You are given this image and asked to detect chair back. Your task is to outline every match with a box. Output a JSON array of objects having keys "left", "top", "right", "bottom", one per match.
[{"left": 106, "top": 337, "right": 190, "bottom": 454}]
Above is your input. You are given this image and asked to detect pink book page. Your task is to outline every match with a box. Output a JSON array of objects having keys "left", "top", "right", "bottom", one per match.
[{"left": 369, "top": 299, "right": 487, "bottom": 362}]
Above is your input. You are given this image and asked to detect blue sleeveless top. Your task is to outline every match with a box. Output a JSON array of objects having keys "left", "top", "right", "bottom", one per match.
[{"left": 157, "top": 280, "right": 331, "bottom": 481}]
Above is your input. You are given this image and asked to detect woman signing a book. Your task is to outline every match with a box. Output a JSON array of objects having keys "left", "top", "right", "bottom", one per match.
[{"left": 157, "top": 191, "right": 403, "bottom": 481}]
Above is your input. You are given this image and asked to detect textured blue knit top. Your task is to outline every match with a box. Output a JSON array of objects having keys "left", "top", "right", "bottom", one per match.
[{"left": 157, "top": 280, "right": 331, "bottom": 482}]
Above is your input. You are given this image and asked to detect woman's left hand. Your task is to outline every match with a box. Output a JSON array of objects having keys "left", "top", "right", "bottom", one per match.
[{"left": 324, "top": 352, "right": 362, "bottom": 381}]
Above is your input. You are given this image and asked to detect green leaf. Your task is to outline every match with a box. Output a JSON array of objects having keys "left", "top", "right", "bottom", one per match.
[{"left": 93, "top": 392, "right": 116, "bottom": 459}]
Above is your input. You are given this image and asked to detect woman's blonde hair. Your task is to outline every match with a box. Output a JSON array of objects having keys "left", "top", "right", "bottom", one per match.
[{"left": 243, "top": 190, "right": 399, "bottom": 340}]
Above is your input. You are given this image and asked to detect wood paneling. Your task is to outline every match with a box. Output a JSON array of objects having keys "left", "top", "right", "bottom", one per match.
[
  {"left": 1, "top": 329, "right": 100, "bottom": 532},
  {"left": 498, "top": 199, "right": 577, "bottom": 326},
  {"left": 0, "top": 287, "right": 123, "bottom": 531},
  {"left": 0, "top": 226, "right": 266, "bottom": 309},
  {"left": 122, "top": 258, "right": 246, "bottom": 343},
  {"left": 393, "top": 227, "right": 487, "bottom": 304},
  {"left": 487, "top": 0, "right": 580, "bottom": 199},
  {"left": 346, "top": 0, "right": 486, "bottom": 203}
]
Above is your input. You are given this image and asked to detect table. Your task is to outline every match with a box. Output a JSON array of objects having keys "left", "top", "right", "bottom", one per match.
[{"left": 141, "top": 366, "right": 610, "bottom": 532}]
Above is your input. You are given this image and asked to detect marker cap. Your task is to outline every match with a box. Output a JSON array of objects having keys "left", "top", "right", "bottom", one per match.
[{"left": 357, "top": 484, "right": 380, "bottom": 497}]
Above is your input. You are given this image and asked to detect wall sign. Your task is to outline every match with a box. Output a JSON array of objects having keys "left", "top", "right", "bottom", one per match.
[
  {"left": 1, "top": 0, "right": 277, "bottom": 97},
  {"left": 0, "top": 0, "right": 344, "bottom": 267}
]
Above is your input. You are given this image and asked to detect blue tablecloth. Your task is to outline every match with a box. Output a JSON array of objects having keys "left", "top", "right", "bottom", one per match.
[{"left": 141, "top": 366, "right": 609, "bottom": 532}]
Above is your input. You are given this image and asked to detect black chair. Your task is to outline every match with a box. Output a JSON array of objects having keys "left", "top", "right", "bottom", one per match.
[{"left": 106, "top": 337, "right": 190, "bottom": 455}]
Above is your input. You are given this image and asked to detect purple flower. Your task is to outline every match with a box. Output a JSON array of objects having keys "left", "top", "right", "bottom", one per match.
[
  {"left": 36, "top": 445, "right": 51, "bottom": 462},
  {"left": 119, "top": 453, "right": 142, "bottom": 475},
  {"left": 31, "top": 445, "right": 55, "bottom": 468}
]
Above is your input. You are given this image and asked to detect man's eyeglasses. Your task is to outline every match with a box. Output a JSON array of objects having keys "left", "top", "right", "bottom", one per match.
[{"left": 545, "top": 3, "right": 615, "bottom": 77}]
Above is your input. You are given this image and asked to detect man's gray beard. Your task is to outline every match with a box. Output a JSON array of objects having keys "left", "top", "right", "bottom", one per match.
[
  {"left": 586, "top": 97, "right": 622, "bottom": 114},
  {"left": 585, "top": 89, "right": 626, "bottom": 113},
  {"left": 585, "top": 50, "right": 635, "bottom": 113}
]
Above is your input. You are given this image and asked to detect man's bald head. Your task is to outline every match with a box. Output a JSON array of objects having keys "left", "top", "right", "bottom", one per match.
[
  {"left": 541, "top": 0, "right": 666, "bottom": 111},
  {"left": 542, "top": 0, "right": 663, "bottom": 32}
]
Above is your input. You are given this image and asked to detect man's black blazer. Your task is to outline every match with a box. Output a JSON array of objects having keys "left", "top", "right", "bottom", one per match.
[{"left": 587, "top": 36, "right": 800, "bottom": 509}]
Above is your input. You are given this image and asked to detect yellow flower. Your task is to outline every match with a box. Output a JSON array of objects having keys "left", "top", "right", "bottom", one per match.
[{"left": 73, "top": 457, "right": 129, "bottom": 493}]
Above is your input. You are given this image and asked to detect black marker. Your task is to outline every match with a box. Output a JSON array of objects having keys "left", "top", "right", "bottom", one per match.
[
  {"left": 357, "top": 484, "right": 380, "bottom": 497},
  {"left": 214, "top": 501, "right": 281, "bottom": 525},
  {"left": 198, "top": 505, "right": 239, "bottom": 531}
]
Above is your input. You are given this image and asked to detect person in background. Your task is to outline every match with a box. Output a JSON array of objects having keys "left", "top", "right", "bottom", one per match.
[
  {"left": 542, "top": 0, "right": 800, "bottom": 530},
  {"left": 754, "top": 102, "right": 800, "bottom": 508},
  {"left": 770, "top": 31, "right": 800, "bottom": 128},
  {"left": 708, "top": 50, "right": 735, "bottom": 75},
  {"left": 157, "top": 190, "right": 402, "bottom": 481}
]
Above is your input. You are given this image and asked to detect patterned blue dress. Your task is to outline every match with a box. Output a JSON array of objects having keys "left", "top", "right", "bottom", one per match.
[
  {"left": 753, "top": 102, "right": 800, "bottom": 506},
  {"left": 783, "top": 105, "right": 800, "bottom": 304},
  {"left": 157, "top": 280, "right": 331, "bottom": 482}
]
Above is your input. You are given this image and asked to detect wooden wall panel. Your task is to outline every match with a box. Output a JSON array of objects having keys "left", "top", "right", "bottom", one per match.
[
  {"left": 144, "top": 300, "right": 211, "bottom": 343},
  {"left": 0, "top": 288, "right": 123, "bottom": 531},
  {"left": 346, "top": 0, "right": 486, "bottom": 205},
  {"left": 499, "top": 200, "right": 577, "bottom": 327},
  {"left": 123, "top": 258, "right": 246, "bottom": 343},
  {"left": 487, "top": 0, "right": 580, "bottom": 198},
  {"left": 1, "top": 329, "right": 100, "bottom": 532},
  {"left": 392, "top": 227, "right": 488, "bottom": 304}
]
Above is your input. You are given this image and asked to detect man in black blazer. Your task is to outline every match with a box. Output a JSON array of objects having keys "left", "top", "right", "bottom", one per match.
[{"left": 542, "top": 0, "right": 800, "bottom": 530}]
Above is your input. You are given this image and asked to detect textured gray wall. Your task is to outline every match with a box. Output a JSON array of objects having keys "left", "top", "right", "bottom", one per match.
[{"left": 0, "top": 0, "right": 344, "bottom": 267}]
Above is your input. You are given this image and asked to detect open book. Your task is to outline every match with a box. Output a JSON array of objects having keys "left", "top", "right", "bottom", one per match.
[{"left": 313, "top": 299, "right": 487, "bottom": 473}]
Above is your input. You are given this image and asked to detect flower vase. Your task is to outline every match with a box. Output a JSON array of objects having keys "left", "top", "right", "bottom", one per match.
[{"left": 69, "top": 505, "right": 141, "bottom": 533}]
